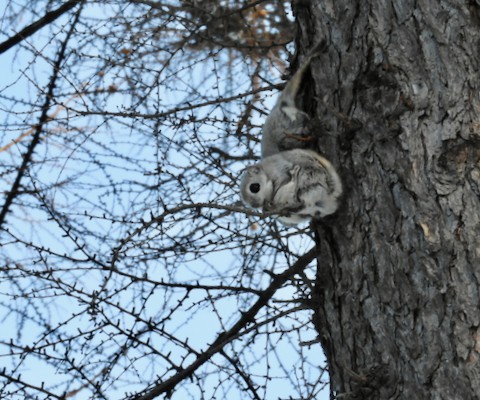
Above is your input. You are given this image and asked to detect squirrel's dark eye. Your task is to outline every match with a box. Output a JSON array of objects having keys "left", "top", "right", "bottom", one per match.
[{"left": 249, "top": 183, "right": 260, "bottom": 193}]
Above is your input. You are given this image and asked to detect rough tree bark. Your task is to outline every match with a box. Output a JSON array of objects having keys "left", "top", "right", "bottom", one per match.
[{"left": 294, "top": 1, "right": 480, "bottom": 398}]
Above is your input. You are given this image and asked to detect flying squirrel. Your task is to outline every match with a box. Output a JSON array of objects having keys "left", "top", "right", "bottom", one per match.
[
  {"left": 241, "top": 43, "right": 343, "bottom": 225},
  {"left": 240, "top": 148, "right": 342, "bottom": 226}
]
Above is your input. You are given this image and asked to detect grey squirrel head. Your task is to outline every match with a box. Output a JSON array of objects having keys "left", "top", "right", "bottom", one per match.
[{"left": 239, "top": 165, "right": 274, "bottom": 209}]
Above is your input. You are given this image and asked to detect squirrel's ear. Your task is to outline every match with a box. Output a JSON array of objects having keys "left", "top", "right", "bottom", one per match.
[
  {"left": 239, "top": 165, "right": 260, "bottom": 181},
  {"left": 243, "top": 165, "right": 261, "bottom": 175}
]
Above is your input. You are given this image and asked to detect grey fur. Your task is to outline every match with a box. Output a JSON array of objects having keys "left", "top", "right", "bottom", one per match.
[
  {"left": 260, "top": 55, "right": 315, "bottom": 158},
  {"left": 240, "top": 149, "right": 342, "bottom": 226}
]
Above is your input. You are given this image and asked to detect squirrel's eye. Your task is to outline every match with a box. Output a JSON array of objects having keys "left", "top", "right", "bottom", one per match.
[{"left": 249, "top": 183, "right": 260, "bottom": 193}]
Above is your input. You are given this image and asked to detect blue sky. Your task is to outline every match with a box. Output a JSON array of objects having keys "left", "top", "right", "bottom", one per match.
[{"left": 0, "top": 2, "right": 330, "bottom": 399}]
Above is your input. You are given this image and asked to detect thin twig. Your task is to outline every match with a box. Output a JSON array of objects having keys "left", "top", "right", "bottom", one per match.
[
  {"left": 0, "top": 0, "right": 82, "bottom": 55},
  {"left": 130, "top": 246, "right": 318, "bottom": 400},
  {"left": 0, "top": 3, "right": 83, "bottom": 228}
]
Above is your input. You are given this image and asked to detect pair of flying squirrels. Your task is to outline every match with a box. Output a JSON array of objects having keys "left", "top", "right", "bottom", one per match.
[{"left": 240, "top": 50, "right": 343, "bottom": 226}]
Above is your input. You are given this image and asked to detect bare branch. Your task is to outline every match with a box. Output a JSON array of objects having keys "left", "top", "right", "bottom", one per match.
[
  {"left": 131, "top": 247, "right": 318, "bottom": 400},
  {"left": 0, "top": 0, "right": 82, "bottom": 55},
  {"left": 0, "top": 5, "right": 83, "bottom": 229}
]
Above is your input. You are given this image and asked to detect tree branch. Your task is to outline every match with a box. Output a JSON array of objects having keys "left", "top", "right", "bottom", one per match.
[
  {"left": 0, "top": 4, "right": 82, "bottom": 229},
  {"left": 0, "top": 368, "right": 64, "bottom": 400},
  {"left": 130, "top": 246, "right": 318, "bottom": 400},
  {"left": 0, "top": 0, "right": 81, "bottom": 55}
]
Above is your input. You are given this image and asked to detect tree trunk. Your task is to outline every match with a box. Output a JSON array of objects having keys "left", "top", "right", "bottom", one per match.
[{"left": 294, "top": 1, "right": 480, "bottom": 398}]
